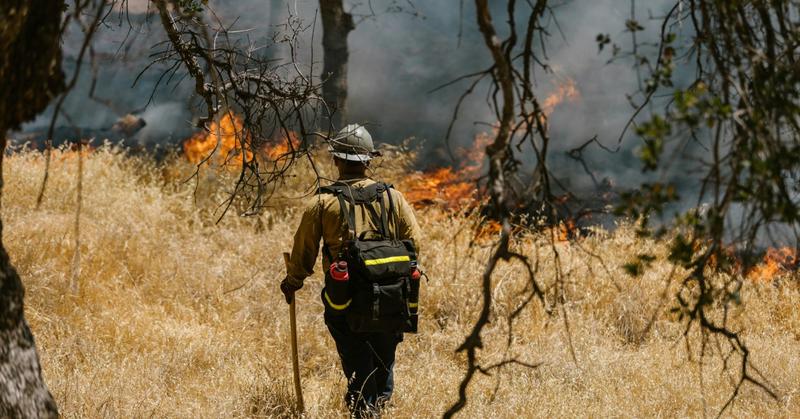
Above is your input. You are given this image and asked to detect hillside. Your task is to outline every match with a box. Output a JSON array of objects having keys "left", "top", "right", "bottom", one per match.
[{"left": 4, "top": 147, "right": 800, "bottom": 418}]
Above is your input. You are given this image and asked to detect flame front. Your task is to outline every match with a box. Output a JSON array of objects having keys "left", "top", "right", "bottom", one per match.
[
  {"left": 403, "top": 131, "right": 492, "bottom": 209},
  {"left": 183, "top": 113, "right": 252, "bottom": 167},
  {"left": 747, "top": 247, "right": 798, "bottom": 281},
  {"left": 182, "top": 114, "right": 300, "bottom": 167},
  {"left": 403, "top": 167, "right": 477, "bottom": 209},
  {"left": 265, "top": 130, "right": 300, "bottom": 161},
  {"left": 403, "top": 76, "right": 580, "bottom": 210},
  {"left": 542, "top": 77, "right": 580, "bottom": 116},
  {"left": 555, "top": 219, "right": 576, "bottom": 242}
]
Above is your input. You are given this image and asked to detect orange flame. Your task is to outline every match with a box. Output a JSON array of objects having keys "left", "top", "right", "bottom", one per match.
[
  {"left": 747, "top": 247, "right": 798, "bottom": 282},
  {"left": 265, "top": 130, "right": 300, "bottom": 161},
  {"left": 183, "top": 113, "right": 252, "bottom": 167},
  {"left": 403, "top": 167, "right": 477, "bottom": 209},
  {"left": 536, "top": 76, "right": 581, "bottom": 128},
  {"left": 475, "top": 220, "right": 502, "bottom": 240},
  {"left": 542, "top": 77, "right": 580, "bottom": 116},
  {"left": 555, "top": 218, "right": 576, "bottom": 242},
  {"left": 404, "top": 76, "right": 580, "bottom": 210},
  {"left": 403, "top": 131, "right": 493, "bottom": 209},
  {"left": 182, "top": 114, "right": 301, "bottom": 167},
  {"left": 402, "top": 77, "right": 580, "bottom": 210}
]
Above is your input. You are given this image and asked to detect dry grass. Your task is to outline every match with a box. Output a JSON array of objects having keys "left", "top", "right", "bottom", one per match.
[{"left": 3, "top": 146, "right": 800, "bottom": 418}]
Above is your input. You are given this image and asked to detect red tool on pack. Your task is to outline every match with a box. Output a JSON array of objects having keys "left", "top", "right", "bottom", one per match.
[{"left": 330, "top": 261, "right": 349, "bottom": 281}]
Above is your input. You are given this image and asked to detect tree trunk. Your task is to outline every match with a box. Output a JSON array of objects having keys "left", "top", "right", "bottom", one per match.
[
  {"left": 320, "top": 0, "right": 354, "bottom": 130},
  {"left": 0, "top": 0, "right": 65, "bottom": 416}
]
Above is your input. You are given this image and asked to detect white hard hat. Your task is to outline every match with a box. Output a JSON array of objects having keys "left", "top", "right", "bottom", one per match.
[{"left": 329, "top": 124, "right": 376, "bottom": 162}]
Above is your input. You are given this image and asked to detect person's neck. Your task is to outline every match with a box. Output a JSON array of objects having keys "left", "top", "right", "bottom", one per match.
[{"left": 338, "top": 171, "right": 368, "bottom": 181}]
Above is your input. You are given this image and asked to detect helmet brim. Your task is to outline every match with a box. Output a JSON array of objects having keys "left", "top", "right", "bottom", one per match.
[{"left": 331, "top": 151, "right": 372, "bottom": 162}]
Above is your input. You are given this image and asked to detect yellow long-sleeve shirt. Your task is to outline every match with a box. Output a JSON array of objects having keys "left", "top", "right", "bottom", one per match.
[{"left": 286, "top": 175, "right": 422, "bottom": 286}]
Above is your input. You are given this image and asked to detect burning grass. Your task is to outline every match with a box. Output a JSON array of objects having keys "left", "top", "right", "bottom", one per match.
[
  {"left": 748, "top": 247, "right": 799, "bottom": 282},
  {"left": 400, "top": 132, "right": 490, "bottom": 210},
  {"left": 182, "top": 113, "right": 301, "bottom": 169},
  {"left": 3, "top": 146, "right": 800, "bottom": 417},
  {"left": 183, "top": 113, "right": 252, "bottom": 166},
  {"left": 399, "top": 75, "right": 580, "bottom": 211}
]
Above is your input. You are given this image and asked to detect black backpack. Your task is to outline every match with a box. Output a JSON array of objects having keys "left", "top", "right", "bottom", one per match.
[{"left": 319, "top": 182, "right": 419, "bottom": 334}]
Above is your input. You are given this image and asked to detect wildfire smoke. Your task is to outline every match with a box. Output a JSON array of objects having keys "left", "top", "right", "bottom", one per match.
[{"left": 402, "top": 76, "right": 580, "bottom": 211}]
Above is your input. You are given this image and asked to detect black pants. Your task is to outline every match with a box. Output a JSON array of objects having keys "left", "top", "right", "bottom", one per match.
[{"left": 325, "top": 312, "right": 401, "bottom": 415}]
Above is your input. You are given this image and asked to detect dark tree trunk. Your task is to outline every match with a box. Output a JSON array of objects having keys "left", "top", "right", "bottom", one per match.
[
  {"left": 320, "top": 0, "right": 354, "bottom": 130},
  {"left": 0, "top": 0, "right": 65, "bottom": 417},
  {"left": 268, "top": 0, "right": 285, "bottom": 30}
]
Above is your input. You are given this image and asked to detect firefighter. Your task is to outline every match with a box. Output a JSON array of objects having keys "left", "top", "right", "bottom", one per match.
[{"left": 280, "top": 124, "right": 422, "bottom": 416}]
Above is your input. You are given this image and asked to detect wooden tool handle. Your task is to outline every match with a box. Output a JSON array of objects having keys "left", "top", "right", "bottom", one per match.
[{"left": 283, "top": 252, "right": 304, "bottom": 412}]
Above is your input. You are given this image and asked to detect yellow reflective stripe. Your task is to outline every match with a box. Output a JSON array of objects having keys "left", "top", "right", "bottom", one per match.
[
  {"left": 364, "top": 255, "right": 411, "bottom": 266},
  {"left": 408, "top": 302, "right": 418, "bottom": 308},
  {"left": 324, "top": 291, "right": 351, "bottom": 311}
]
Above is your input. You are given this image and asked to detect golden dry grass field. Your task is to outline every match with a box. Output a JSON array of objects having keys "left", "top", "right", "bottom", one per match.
[{"left": 3, "top": 146, "right": 800, "bottom": 418}]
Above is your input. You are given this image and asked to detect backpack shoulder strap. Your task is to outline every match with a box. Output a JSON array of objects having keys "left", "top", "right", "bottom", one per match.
[
  {"left": 374, "top": 183, "right": 395, "bottom": 240},
  {"left": 317, "top": 183, "right": 345, "bottom": 196},
  {"left": 317, "top": 183, "right": 357, "bottom": 240}
]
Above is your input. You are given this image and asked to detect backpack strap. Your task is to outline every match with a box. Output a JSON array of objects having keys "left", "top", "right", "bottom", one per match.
[
  {"left": 364, "top": 202, "right": 386, "bottom": 238},
  {"left": 319, "top": 182, "right": 390, "bottom": 240},
  {"left": 381, "top": 183, "right": 396, "bottom": 240},
  {"left": 336, "top": 191, "right": 357, "bottom": 240},
  {"left": 318, "top": 184, "right": 358, "bottom": 239}
]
